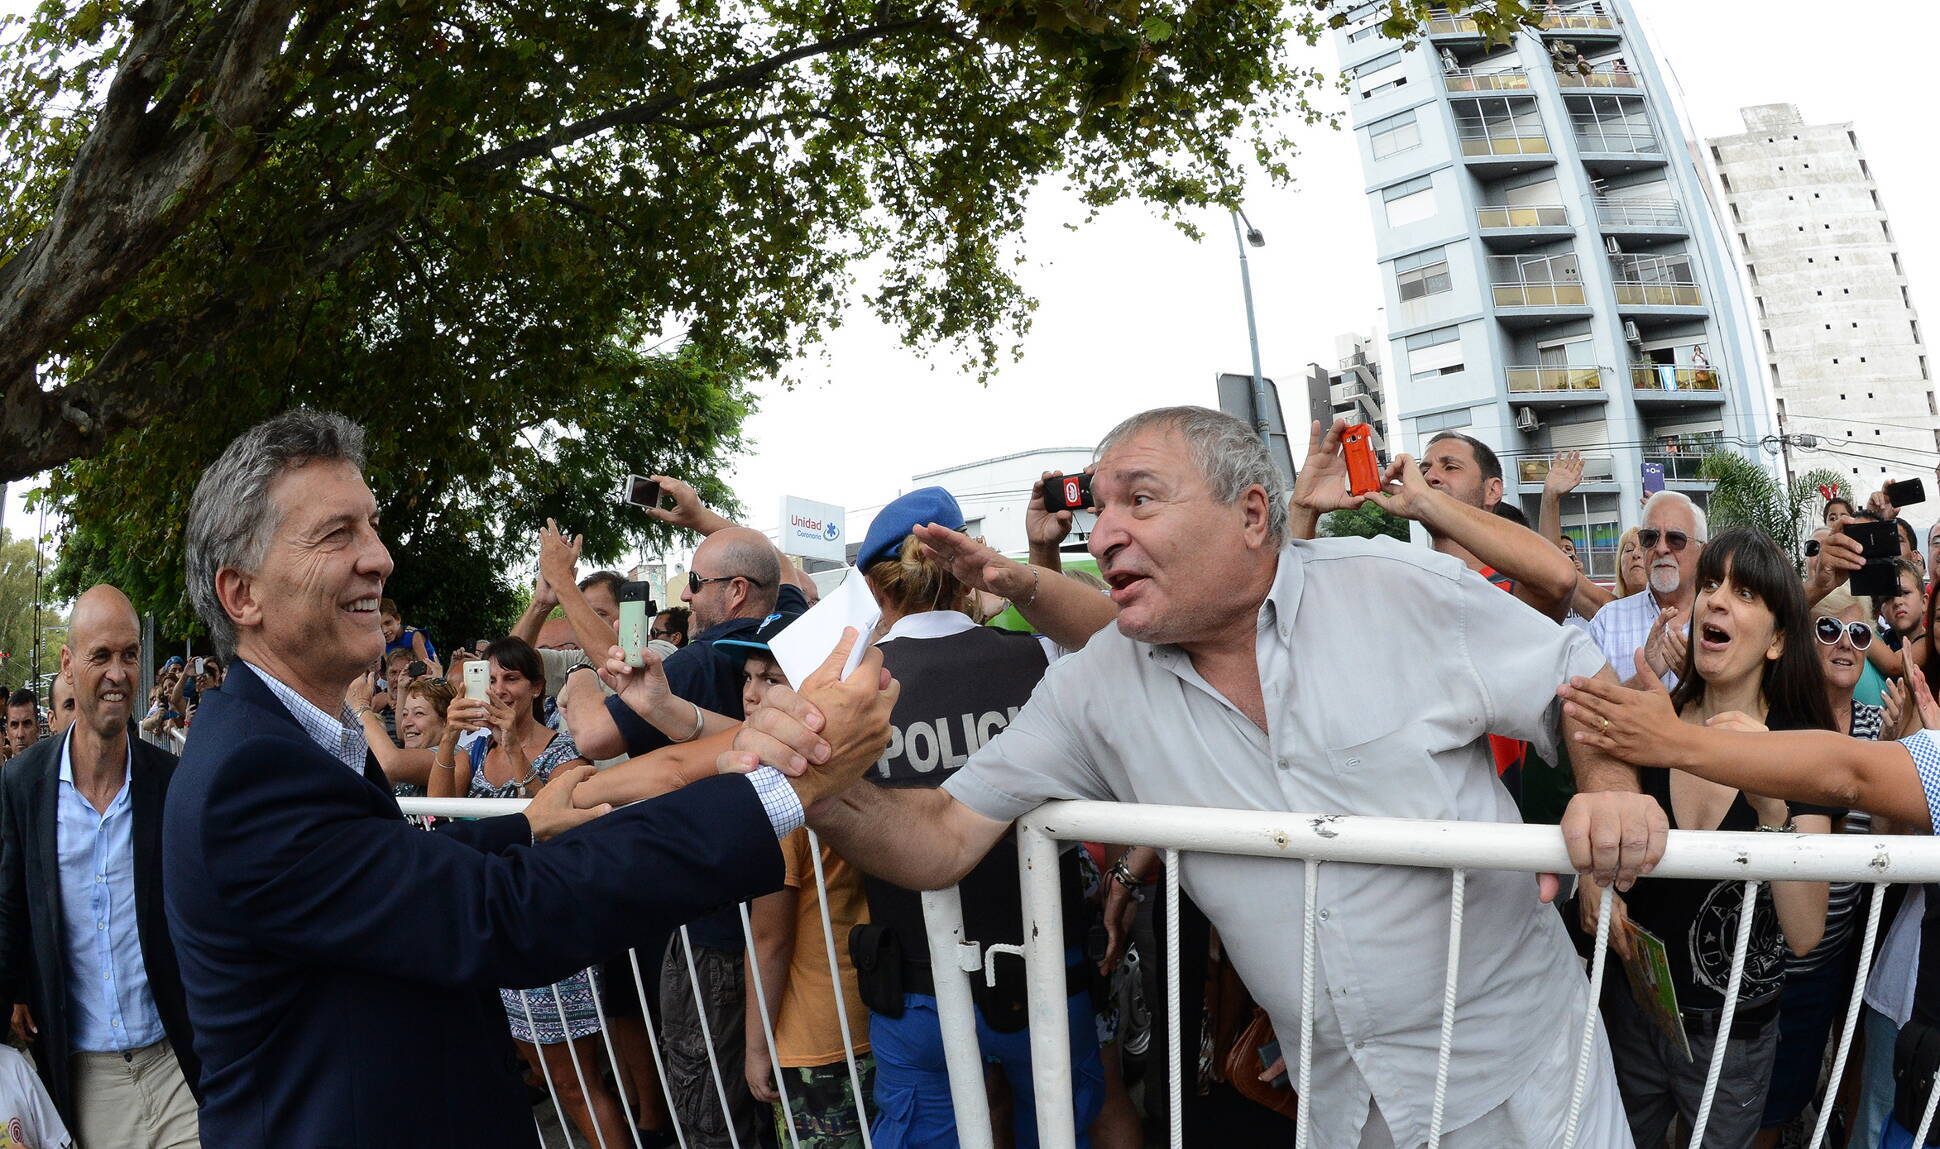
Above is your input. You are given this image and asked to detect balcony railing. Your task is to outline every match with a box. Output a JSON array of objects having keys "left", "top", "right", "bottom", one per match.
[
  {"left": 1425, "top": 11, "right": 1482, "bottom": 34},
  {"left": 1556, "top": 67, "right": 1639, "bottom": 89},
  {"left": 1492, "top": 281, "right": 1586, "bottom": 307},
  {"left": 1644, "top": 449, "right": 1717, "bottom": 481},
  {"left": 1506, "top": 365, "right": 1605, "bottom": 393},
  {"left": 1519, "top": 456, "right": 1616, "bottom": 483},
  {"left": 1632, "top": 363, "right": 1722, "bottom": 391},
  {"left": 1574, "top": 128, "right": 1662, "bottom": 155},
  {"left": 1595, "top": 198, "right": 1682, "bottom": 228},
  {"left": 1460, "top": 134, "right": 1551, "bottom": 156},
  {"left": 1445, "top": 69, "right": 1531, "bottom": 92},
  {"left": 1478, "top": 205, "right": 1568, "bottom": 228},
  {"left": 1614, "top": 281, "right": 1703, "bottom": 307},
  {"left": 1539, "top": 6, "right": 1616, "bottom": 32}
]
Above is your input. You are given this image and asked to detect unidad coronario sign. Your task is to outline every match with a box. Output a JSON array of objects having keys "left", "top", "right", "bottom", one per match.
[{"left": 779, "top": 495, "right": 846, "bottom": 563}]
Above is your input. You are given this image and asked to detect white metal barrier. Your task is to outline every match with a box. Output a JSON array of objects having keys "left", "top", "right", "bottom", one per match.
[
  {"left": 1003, "top": 801, "right": 1940, "bottom": 1149},
  {"left": 398, "top": 794, "right": 1940, "bottom": 1149}
]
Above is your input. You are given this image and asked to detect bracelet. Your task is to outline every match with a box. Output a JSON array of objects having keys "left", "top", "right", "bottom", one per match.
[
  {"left": 353, "top": 706, "right": 374, "bottom": 722},
  {"left": 671, "top": 699, "right": 705, "bottom": 744},
  {"left": 1755, "top": 819, "right": 1797, "bottom": 833},
  {"left": 1109, "top": 859, "right": 1145, "bottom": 890},
  {"left": 433, "top": 755, "right": 456, "bottom": 771},
  {"left": 1017, "top": 565, "right": 1042, "bottom": 609}
]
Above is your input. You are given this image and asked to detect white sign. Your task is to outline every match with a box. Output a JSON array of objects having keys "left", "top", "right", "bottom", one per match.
[{"left": 780, "top": 495, "right": 846, "bottom": 563}]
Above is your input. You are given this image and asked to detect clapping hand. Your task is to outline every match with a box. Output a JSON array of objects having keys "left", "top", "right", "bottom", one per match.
[
  {"left": 1906, "top": 642, "right": 1940, "bottom": 731},
  {"left": 1640, "top": 606, "right": 1686, "bottom": 680},
  {"left": 538, "top": 519, "right": 582, "bottom": 597},
  {"left": 345, "top": 671, "right": 376, "bottom": 710}
]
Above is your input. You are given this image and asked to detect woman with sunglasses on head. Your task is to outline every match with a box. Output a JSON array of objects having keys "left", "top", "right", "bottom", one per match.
[
  {"left": 1753, "top": 587, "right": 1887, "bottom": 1146},
  {"left": 1580, "top": 528, "right": 1837, "bottom": 1149}
]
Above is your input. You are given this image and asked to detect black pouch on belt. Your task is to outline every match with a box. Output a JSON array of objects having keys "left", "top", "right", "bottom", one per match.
[
  {"left": 1894, "top": 1018, "right": 1940, "bottom": 1143},
  {"left": 849, "top": 923, "right": 906, "bottom": 1019}
]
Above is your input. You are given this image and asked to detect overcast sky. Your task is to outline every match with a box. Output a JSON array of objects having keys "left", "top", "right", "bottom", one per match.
[{"left": 4, "top": 1, "right": 1929, "bottom": 556}]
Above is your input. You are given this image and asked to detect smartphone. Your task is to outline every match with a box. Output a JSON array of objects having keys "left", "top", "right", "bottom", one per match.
[
  {"left": 1341, "top": 424, "right": 1380, "bottom": 496},
  {"left": 1258, "top": 1039, "right": 1289, "bottom": 1090},
  {"left": 462, "top": 660, "right": 490, "bottom": 701},
  {"left": 1641, "top": 462, "right": 1666, "bottom": 494},
  {"left": 620, "top": 474, "right": 662, "bottom": 509},
  {"left": 404, "top": 660, "right": 428, "bottom": 679},
  {"left": 1042, "top": 472, "right": 1092, "bottom": 514},
  {"left": 192, "top": 656, "right": 207, "bottom": 676},
  {"left": 618, "top": 581, "right": 657, "bottom": 668},
  {"left": 1847, "top": 520, "right": 1902, "bottom": 598},
  {"left": 1886, "top": 477, "right": 1927, "bottom": 508}
]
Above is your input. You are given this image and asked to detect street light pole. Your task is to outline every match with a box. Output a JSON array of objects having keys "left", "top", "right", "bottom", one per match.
[{"left": 1230, "top": 209, "right": 1270, "bottom": 440}]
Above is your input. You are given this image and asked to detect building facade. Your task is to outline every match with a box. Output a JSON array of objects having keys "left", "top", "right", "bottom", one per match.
[
  {"left": 1706, "top": 104, "right": 1934, "bottom": 494},
  {"left": 1330, "top": 0, "right": 1771, "bottom": 576},
  {"left": 1305, "top": 331, "right": 1395, "bottom": 459}
]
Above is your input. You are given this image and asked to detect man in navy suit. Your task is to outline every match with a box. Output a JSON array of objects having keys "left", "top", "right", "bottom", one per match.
[{"left": 164, "top": 409, "right": 897, "bottom": 1147}]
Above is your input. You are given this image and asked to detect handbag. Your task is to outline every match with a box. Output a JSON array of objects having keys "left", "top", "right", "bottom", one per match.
[{"left": 1221, "top": 1006, "right": 1299, "bottom": 1121}]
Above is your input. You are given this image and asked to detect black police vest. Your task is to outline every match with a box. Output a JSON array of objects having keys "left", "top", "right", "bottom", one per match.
[{"left": 862, "top": 623, "right": 1086, "bottom": 968}]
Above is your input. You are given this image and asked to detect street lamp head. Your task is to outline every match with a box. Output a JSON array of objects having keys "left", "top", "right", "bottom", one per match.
[{"left": 1245, "top": 228, "right": 1266, "bottom": 248}]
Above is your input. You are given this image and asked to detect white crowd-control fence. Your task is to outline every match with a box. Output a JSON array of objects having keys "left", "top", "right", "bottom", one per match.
[{"left": 402, "top": 796, "right": 1940, "bottom": 1149}]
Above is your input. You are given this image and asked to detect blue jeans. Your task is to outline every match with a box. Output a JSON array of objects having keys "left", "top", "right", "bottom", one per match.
[{"left": 868, "top": 985, "right": 1104, "bottom": 1149}]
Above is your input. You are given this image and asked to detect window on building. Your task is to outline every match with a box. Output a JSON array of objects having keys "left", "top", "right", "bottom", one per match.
[
  {"left": 1356, "top": 50, "right": 1408, "bottom": 98},
  {"left": 1369, "top": 109, "right": 1422, "bottom": 159},
  {"left": 1451, "top": 96, "right": 1545, "bottom": 154},
  {"left": 1566, "top": 94, "right": 1654, "bottom": 153},
  {"left": 1406, "top": 327, "right": 1465, "bottom": 381},
  {"left": 1395, "top": 247, "right": 1453, "bottom": 301},
  {"left": 1416, "top": 408, "right": 1474, "bottom": 433},
  {"left": 1383, "top": 174, "right": 1437, "bottom": 226}
]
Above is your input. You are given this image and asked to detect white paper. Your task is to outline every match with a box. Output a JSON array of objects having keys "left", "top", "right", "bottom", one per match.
[{"left": 770, "top": 566, "right": 879, "bottom": 689}]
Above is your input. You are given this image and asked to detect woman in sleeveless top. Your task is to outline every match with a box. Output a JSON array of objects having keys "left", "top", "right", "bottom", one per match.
[
  {"left": 1585, "top": 528, "right": 1836, "bottom": 1148},
  {"left": 442, "top": 636, "right": 628, "bottom": 1149}
]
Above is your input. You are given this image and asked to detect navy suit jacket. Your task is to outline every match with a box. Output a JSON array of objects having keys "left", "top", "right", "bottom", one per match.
[{"left": 164, "top": 662, "right": 783, "bottom": 1147}]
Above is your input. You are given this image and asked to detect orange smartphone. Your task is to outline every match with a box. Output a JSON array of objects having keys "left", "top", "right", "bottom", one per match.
[{"left": 1341, "top": 423, "right": 1381, "bottom": 496}]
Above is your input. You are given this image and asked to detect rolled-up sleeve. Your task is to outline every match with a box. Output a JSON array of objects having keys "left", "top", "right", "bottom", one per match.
[
  {"left": 943, "top": 663, "right": 1114, "bottom": 823},
  {"left": 1457, "top": 571, "right": 1610, "bottom": 760},
  {"left": 1903, "top": 730, "right": 1940, "bottom": 833}
]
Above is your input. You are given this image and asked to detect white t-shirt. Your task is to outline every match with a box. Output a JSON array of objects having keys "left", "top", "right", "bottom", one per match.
[{"left": 0, "top": 1047, "right": 71, "bottom": 1149}]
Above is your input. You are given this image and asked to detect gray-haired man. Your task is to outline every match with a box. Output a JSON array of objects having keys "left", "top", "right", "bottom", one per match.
[{"left": 741, "top": 405, "right": 1665, "bottom": 1147}]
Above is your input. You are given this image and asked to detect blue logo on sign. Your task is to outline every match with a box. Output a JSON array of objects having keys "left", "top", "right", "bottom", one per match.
[{"left": 824, "top": 522, "right": 841, "bottom": 542}]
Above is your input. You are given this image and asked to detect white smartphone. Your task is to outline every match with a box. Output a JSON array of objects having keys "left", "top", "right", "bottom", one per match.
[{"left": 463, "top": 661, "right": 490, "bottom": 701}]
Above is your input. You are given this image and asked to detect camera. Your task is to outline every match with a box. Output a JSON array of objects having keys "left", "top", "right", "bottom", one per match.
[
  {"left": 404, "top": 660, "right": 428, "bottom": 679},
  {"left": 620, "top": 475, "right": 663, "bottom": 509},
  {"left": 618, "top": 581, "right": 658, "bottom": 668},
  {"left": 1042, "top": 472, "right": 1092, "bottom": 514}
]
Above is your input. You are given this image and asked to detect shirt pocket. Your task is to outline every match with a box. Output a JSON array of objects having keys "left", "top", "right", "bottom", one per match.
[{"left": 1321, "top": 727, "right": 1458, "bottom": 818}]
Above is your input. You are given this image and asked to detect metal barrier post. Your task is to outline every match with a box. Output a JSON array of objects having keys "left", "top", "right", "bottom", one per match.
[
  {"left": 1016, "top": 816, "right": 1078, "bottom": 1149},
  {"left": 918, "top": 886, "right": 996, "bottom": 1149}
]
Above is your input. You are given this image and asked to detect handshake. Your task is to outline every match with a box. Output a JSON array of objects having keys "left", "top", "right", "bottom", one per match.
[{"left": 716, "top": 628, "right": 901, "bottom": 813}]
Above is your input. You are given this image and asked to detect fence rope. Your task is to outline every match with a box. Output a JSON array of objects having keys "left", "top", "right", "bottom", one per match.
[
  {"left": 1296, "top": 859, "right": 1317, "bottom": 1149},
  {"left": 1562, "top": 882, "right": 1614, "bottom": 1149},
  {"left": 1164, "top": 847, "right": 1182, "bottom": 1149},
  {"left": 806, "top": 829, "right": 874, "bottom": 1149},
  {"left": 1688, "top": 880, "right": 1761, "bottom": 1146},
  {"left": 678, "top": 925, "right": 745, "bottom": 1149},
  {"left": 1809, "top": 882, "right": 1888, "bottom": 1149},
  {"left": 1426, "top": 869, "right": 1466, "bottom": 1148},
  {"left": 737, "top": 903, "right": 801, "bottom": 1149}
]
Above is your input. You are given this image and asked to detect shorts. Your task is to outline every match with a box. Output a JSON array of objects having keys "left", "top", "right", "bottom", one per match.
[{"left": 775, "top": 1057, "right": 877, "bottom": 1149}]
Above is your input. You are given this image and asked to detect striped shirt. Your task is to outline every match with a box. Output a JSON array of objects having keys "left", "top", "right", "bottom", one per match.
[{"left": 246, "top": 662, "right": 369, "bottom": 774}]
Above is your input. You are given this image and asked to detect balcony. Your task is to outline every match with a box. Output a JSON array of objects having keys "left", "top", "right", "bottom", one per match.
[
  {"left": 1631, "top": 363, "right": 1727, "bottom": 409},
  {"left": 1424, "top": 10, "right": 1484, "bottom": 37},
  {"left": 1457, "top": 132, "right": 1554, "bottom": 177},
  {"left": 1643, "top": 448, "right": 1719, "bottom": 483},
  {"left": 1575, "top": 128, "right": 1666, "bottom": 174},
  {"left": 1613, "top": 280, "right": 1703, "bottom": 308},
  {"left": 1506, "top": 365, "right": 1609, "bottom": 407},
  {"left": 1518, "top": 455, "right": 1617, "bottom": 486},
  {"left": 1555, "top": 66, "right": 1641, "bottom": 91},
  {"left": 1444, "top": 69, "right": 1531, "bottom": 92},
  {"left": 1491, "top": 280, "right": 1591, "bottom": 326},
  {"left": 1538, "top": 6, "right": 1619, "bottom": 35},
  {"left": 1595, "top": 197, "right": 1686, "bottom": 245},
  {"left": 1476, "top": 204, "right": 1572, "bottom": 249}
]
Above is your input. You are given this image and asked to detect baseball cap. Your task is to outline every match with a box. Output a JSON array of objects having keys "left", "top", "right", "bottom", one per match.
[
  {"left": 715, "top": 610, "right": 802, "bottom": 658},
  {"left": 857, "top": 486, "right": 965, "bottom": 571}
]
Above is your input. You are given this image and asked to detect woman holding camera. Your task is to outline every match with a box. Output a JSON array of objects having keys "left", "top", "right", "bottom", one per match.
[{"left": 440, "top": 636, "right": 629, "bottom": 1149}]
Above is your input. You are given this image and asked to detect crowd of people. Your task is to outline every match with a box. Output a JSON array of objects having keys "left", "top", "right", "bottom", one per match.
[{"left": 6, "top": 402, "right": 1940, "bottom": 1149}]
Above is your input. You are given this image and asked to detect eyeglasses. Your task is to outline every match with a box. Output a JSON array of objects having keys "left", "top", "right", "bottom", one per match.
[
  {"left": 1636, "top": 528, "right": 1693, "bottom": 552},
  {"left": 650, "top": 628, "right": 678, "bottom": 639},
  {"left": 1814, "top": 616, "right": 1875, "bottom": 650},
  {"left": 688, "top": 572, "right": 767, "bottom": 594}
]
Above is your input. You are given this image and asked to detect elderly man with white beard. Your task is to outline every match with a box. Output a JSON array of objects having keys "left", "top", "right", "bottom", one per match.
[{"left": 1586, "top": 491, "right": 1707, "bottom": 690}]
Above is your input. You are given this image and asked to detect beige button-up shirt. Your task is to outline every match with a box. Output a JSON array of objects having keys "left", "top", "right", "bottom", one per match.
[{"left": 945, "top": 537, "right": 1611, "bottom": 1147}]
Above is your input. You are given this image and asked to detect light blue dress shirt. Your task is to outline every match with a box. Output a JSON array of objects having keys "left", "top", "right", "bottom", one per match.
[{"left": 56, "top": 727, "right": 166, "bottom": 1053}]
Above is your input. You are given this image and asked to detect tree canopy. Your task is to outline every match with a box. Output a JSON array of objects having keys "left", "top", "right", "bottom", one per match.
[
  {"left": 2, "top": 0, "right": 1534, "bottom": 643},
  {"left": 0, "top": 528, "right": 64, "bottom": 691}
]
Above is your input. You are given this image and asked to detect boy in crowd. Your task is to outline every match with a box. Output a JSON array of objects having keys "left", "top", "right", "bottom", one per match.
[{"left": 728, "top": 613, "right": 876, "bottom": 1149}]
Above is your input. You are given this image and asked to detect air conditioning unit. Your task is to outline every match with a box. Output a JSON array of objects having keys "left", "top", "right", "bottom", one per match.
[
  {"left": 1623, "top": 320, "right": 1643, "bottom": 344},
  {"left": 1605, "top": 236, "right": 1624, "bottom": 255},
  {"left": 1515, "top": 407, "right": 1541, "bottom": 433}
]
